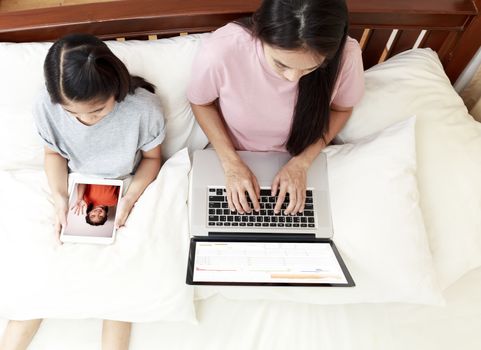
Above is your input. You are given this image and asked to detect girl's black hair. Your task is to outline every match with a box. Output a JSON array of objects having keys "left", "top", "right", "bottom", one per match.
[
  {"left": 44, "top": 33, "right": 155, "bottom": 104},
  {"left": 237, "top": 0, "right": 349, "bottom": 155}
]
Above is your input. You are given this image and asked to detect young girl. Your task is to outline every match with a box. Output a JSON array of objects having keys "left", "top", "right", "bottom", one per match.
[
  {"left": 0, "top": 34, "right": 165, "bottom": 350},
  {"left": 188, "top": 0, "right": 364, "bottom": 216}
]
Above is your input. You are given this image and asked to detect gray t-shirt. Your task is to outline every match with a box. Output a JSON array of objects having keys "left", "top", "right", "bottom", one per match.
[{"left": 34, "top": 88, "right": 165, "bottom": 178}]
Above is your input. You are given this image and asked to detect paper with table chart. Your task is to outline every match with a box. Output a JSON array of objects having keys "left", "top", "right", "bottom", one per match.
[{"left": 192, "top": 241, "right": 349, "bottom": 285}]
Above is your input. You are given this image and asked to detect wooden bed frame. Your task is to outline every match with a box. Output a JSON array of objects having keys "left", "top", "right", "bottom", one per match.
[{"left": 0, "top": 0, "right": 479, "bottom": 83}]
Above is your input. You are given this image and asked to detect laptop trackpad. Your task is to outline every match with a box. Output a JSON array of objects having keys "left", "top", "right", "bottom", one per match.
[{"left": 239, "top": 151, "right": 290, "bottom": 184}]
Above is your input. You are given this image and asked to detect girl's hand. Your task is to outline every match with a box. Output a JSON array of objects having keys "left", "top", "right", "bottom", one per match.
[
  {"left": 271, "top": 158, "right": 308, "bottom": 215},
  {"left": 53, "top": 195, "right": 69, "bottom": 244},
  {"left": 224, "top": 159, "right": 261, "bottom": 214},
  {"left": 114, "top": 195, "right": 135, "bottom": 229},
  {"left": 70, "top": 199, "right": 87, "bottom": 216}
]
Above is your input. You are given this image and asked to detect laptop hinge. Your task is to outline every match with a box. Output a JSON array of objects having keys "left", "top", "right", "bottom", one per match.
[{"left": 207, "top": 232, "right": 318, "bottom": 242}]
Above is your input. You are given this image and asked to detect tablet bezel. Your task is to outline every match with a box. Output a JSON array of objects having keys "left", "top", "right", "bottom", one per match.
[
  {"left": 186, "top": 235, "right": 355, "bottom": 287},
  {"left": 60, "top": 176, "right": 123, "bottom": 245}
]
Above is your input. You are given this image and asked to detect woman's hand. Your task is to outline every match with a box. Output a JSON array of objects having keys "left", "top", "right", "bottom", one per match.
[
  {"left": 272, "top": 157, "right": 309, "bottom": 215},
  {"left": 224, "top": 159, "right": 261, "bottom": 214},
  {"left": 114, "top": 195, "right": 136, "bottom": 229},
  {"left": 70, "top": 199, "right": 87, "bottom": 216},
  {"left": 53, "top": 194, "right": 69, "bottom": 244}
]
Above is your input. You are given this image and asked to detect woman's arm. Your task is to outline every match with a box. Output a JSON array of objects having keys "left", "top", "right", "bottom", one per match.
[
  {"left": 291, "top": 105, "right": 353, "bottom": 167},
  {"left": 272, "top": 105, "right": 353, "bottom": 214},
  {"left": 114, "top": 145, "right": 162, "bottom": 228},
  {"left": 191, "top": 102, "right": 261, "bottom": 214},
  {"left": 44, "top": 146, "right": 69, "bottom": 240}
]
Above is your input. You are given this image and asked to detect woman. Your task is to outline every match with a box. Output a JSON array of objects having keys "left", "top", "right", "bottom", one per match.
[{"left": 187, "top": 0, "right": 364, "bottom": 216}]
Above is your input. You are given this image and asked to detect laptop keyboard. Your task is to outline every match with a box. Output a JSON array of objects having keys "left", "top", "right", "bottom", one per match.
[{"left": 207, "top": 187, "right": 316, "bottom": 229}]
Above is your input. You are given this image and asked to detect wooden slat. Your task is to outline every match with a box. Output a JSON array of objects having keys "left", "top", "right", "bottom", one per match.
[
  {"left": 362, "top": 29, "right": 393, "bottom": 69},
  {"left": 389, "top": 29, "right": 422, "bottom": 57},
  {"left": 358, "top": 29, "right": 371, "bottom": 50}
]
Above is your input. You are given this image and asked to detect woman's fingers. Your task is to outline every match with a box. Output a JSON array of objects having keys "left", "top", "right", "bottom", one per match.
[
  {"left": 284, "top": 188, "right": 297, "bottom": 215},
  {"left": 294, "top": 187, "right": 305, "bottom": 214},
  {"left": 238, "top": 189, "right": 250, "bottom": 214},
  {"left": 225, "top": 161, "right": 260, "bottom": 213},
  {"left": 227, "top": 184, "right": 259, "bottom": 214},
  {"left": 253, "top": 177, "right": 261, "bottom": 203},
  {"left": 226, "top": 188, "right": 235, "bottom": 212},
  {"left": 246, "top": 184, "right": 260, "bottom": 212},
  {"left": 230, "top": 188, "right": 243, "bottom": 213},
  {"left": 272, "top": 160, "right": 308, "bottom": 215},
  {"left": 274, "top": 182, "right": 287, "bottom": 214},
  {"left": 271, "top": 175, "right": 280, "bottom": 197}
]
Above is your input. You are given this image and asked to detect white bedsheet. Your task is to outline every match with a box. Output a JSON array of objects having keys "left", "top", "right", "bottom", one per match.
[
  {"left": 1, "top": 266, "right": 480, "bottom": 350},
  {"left": 0, "top": 149, "right": 196, "bottom": 323}
]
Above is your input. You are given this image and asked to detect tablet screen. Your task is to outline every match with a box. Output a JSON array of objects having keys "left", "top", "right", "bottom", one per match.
[
  {"left": 187, "top": 238, "right": 354, "bottom": 286},
  {"left": 62, "top": 179, "right": 122, "bottom": 242}
]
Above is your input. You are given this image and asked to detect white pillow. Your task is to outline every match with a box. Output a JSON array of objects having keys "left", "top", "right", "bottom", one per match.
[
  {"left": 0, "top": 42, "right": 50, "bottom": 170},
  {"left": 338, "top": 49, "right": 481, "bottom": 289},
  {"left": 0, "top": 149, "right": 196, "bottom": 322},
  {"left": 195, "top": 117, "right": 444, "bottom": 305},
  {"left": 0, "top": 36, "right": 209, "bottom": 170},
  {"left": 107, "top": 36, "right": 209, "bottom": 157}
]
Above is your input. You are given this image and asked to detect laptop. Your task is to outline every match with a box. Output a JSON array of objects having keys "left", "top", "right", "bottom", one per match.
[{"left": 187, "top": 149, "right": 354, "bottom": 287}]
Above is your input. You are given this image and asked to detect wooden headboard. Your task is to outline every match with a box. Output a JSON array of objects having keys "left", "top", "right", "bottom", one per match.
[{"left": 0, "top": 0, "right": 479, "bottom": 83}]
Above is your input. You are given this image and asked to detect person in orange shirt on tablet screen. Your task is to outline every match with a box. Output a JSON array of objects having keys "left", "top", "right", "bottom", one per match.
[{"left": 71, "top": 183, "right": 120, "bottom": 226}]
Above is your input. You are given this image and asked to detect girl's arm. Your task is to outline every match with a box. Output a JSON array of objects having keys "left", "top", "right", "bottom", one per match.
[
  {"left": 44, "top": 146, "right": 69, "bottom": 240},
  {"left": 191, "top": 102, "right": 261, "bottom": 214},
  {"left": 272, "top": 105, "right": 353, "bottom": 215},
  {"left": 114, "top": 144, "right": 162, "bottom": 228}
]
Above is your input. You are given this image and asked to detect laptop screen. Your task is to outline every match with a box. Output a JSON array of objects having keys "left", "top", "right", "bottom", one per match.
[{"left": 186, "top": 236, "right": 354, "bottom": 286}]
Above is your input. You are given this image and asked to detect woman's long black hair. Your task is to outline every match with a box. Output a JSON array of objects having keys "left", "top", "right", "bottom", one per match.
[
  {"left": 44, "top": 33, "right": 155, "bottom": 104},
  {"left": 237, "top": 0, "right": 348, "bottom": 155}
]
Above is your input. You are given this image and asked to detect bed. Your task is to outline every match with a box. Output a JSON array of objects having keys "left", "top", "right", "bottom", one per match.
[{"left": 1, "top": 0, "right": 481, "bottom": 349}]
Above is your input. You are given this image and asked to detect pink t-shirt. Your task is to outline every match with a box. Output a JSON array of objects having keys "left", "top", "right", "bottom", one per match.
[{"left": 187, "top": 23, "right": 364, "bottom": 152}]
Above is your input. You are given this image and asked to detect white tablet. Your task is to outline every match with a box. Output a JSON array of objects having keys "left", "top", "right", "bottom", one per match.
[{"left": 60, "top": 176, "right": 123, "bottom": 244}]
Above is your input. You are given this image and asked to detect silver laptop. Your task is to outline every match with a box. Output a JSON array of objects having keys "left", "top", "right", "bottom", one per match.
[
  {"left": 187, "top": 149, "right": 354, "bottom": 287},
  {"left": 189, "top": 149, "right": 333, "bottom": 239}
]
